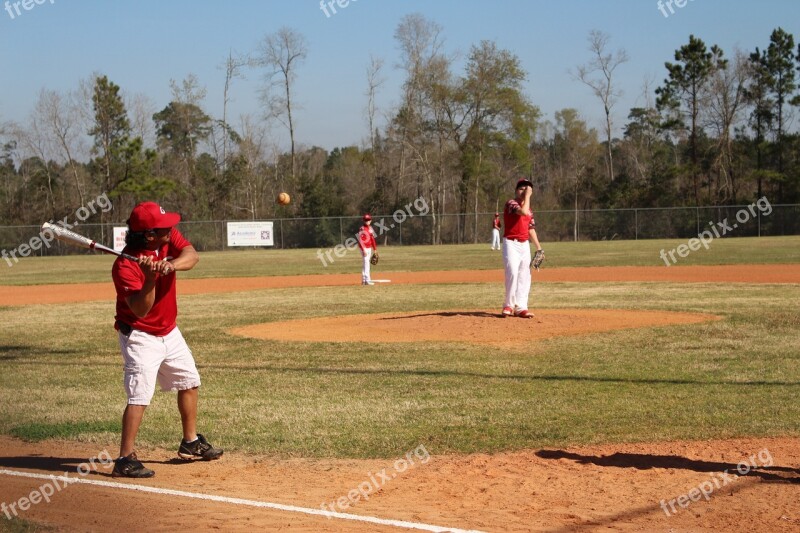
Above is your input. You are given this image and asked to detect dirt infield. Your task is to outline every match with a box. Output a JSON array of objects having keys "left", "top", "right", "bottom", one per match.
[
  {"left": 2, "top": 264, "right": 800, "bottom": 307},
  {"left": 231, "top": 309, "right": 720, "bottom": 347},
  {"left": 2, "top": 265, "right": 799, "bottom": 531},
  {"left": 1, "top": 435, "right": 798, "bottom": 532}
]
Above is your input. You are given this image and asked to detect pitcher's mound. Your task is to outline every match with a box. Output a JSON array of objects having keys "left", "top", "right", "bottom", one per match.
[{"left": 231, "top": 309, "right": 719, "bottom": 346}]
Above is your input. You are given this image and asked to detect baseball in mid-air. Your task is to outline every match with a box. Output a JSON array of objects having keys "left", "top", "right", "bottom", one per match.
[{"left": 277, "top": 192, "right": 291, "bottom": 205}]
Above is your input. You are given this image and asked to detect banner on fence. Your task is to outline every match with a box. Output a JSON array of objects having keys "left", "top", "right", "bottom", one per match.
[
  {"left": 226, "top": 221, "right": 274, "bottom": 247},
  {"left": 113, "top": 227, "right": 128, "bottom": 252}
]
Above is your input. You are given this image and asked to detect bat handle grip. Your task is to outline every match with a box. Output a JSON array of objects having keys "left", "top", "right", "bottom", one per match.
[{"left": 122, "top": 253, "right": 174, "bottom": 261}]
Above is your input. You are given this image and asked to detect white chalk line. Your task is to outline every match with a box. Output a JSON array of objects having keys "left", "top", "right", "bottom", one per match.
[{"left": 0, "top": 469, "right": 483, "bottom": 532}]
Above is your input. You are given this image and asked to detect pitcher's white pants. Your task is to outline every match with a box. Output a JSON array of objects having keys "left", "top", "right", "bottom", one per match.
[
  {"left": 502, "top": 238, "right": 531, "bottom": 311},
  {"left": 491, "top": 228, "right": 501, "bottom": 250}
]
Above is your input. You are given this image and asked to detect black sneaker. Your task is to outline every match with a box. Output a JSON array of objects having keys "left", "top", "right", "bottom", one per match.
[
  {"left": 112, "top": 453, "right": 155, "bottom": 478},
  {"left": 178, "top": 433, "right": 223, "bottom": 461}
]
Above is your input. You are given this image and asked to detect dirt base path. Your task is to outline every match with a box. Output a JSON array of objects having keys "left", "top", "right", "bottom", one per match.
[
  {"left": 2, "top": 264, "right": 799, "bottom": 307},
  {"left": 1, "top": 436, "right": 798, "bottom": 532}
]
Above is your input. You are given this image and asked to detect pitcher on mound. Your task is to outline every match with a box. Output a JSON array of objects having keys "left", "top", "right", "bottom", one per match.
[{"left": 501, "top": 179, "right": 543, "bottom": 319}]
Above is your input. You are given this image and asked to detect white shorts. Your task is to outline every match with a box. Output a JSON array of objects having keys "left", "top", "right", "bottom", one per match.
[{"left": 118, "top": 326, "right": 201, "bottom": 405}]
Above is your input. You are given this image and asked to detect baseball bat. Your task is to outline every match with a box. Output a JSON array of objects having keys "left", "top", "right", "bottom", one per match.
[{"left": 41, "top": 222, "right": 140, "bottom": 262}]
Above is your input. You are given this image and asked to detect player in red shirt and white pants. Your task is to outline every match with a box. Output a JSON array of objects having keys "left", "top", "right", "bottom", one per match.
[
  {"left": 502, "top": 179, "right": 543, "bottom": 318},
  {"left": 358, "top": 213, "right": 378, "bottom": 285},
  {"left": 491, "top": 213, "right": 501, "bottom": 250},
  {"left": 110, "top": 202, "right": 222, "bottom": 478}
]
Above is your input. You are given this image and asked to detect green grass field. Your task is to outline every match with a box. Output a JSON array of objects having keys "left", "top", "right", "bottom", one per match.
[
  {"left": 0, "top": 517, "right": 51, "bottom": 533},
  {"left": 0, "top": 237, "right": 798, "bottom": 459}
]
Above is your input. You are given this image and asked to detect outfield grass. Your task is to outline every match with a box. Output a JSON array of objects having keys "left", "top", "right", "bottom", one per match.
[
  {"left": 0, "top": 238, "right": 798, "bottom": 459},
  {"left": 1, "top": 236, "right": 799, "bottom": 286},
  {"left": 0, "top": 517, "right": 53, "bottom": 533}
]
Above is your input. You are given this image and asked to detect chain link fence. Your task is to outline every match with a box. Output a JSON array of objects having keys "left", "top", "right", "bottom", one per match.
[{"left": 2, "top": 204, "right": 798, "bottom": 258}]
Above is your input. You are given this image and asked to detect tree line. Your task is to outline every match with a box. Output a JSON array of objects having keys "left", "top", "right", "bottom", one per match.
[{"left": 1, "top": 14, "right": 799, "bottom": 246}]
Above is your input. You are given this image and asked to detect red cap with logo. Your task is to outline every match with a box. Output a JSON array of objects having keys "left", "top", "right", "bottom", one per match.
[
  {"left": 127, "top": 202, "right": 181, "bottom": 232},
  {"left": 363, "top": 213, "right": 372, "bottom": 222}
]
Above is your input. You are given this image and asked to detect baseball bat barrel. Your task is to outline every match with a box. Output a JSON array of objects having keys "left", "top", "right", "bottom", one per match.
[{"left": 41, "top": 222, "right": 139, "bottom": 262}]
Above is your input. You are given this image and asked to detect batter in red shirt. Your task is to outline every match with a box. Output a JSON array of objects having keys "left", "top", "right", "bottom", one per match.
[{"left": 110, "top": 202, "right": 222, "bottom": 478}]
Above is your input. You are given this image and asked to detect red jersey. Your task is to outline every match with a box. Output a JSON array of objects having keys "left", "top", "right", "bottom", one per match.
[
  {"left": 357, "top": 224, "right": 377, "bottom": 252},
  {"left": 112, "top": 228, "right": 191, "bottom": 336},
  {"left": 492, "top": 216, "right": 501, "bottom": 230},
  {"left": 503, "top": 199, "right": 535, "bottom": 241}
]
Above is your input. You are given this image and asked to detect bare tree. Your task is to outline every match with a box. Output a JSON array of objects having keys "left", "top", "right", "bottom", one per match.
[
  {"left": 394, "top": 13, "right": 445, "bottom": 204},
  {"left": 254, "top": 27, "right": 308, "bottom": 180},
  {"left": 36, "top": 88, "right": 88, "bottom": 206},
  {"left": 575, "top": 30, "right": 628, "bottom": 182},
  {"left": 636, "top": 73, "right": 658, "bottom": 110},
  {"left": 703, "top": 49, "right": 749, "bottom": 202},
  {"left": 395, "top": 14, "right": 444, "bottom": 104},
  {"left": 554, "top": 109, "right": 601, "bottom": 241},
  {"left": 365, "top": 55, "right": 385, "bottom": 155},
  {"left": 169, "top": 73, "right": 207, "bottom": 105},
  {"left": 221, "top": 50, "right": 247, "bottom": 172},
  {"left": 230, "top": 114, "right": 269, "bottom": 220},
  {"left": 13, "top": 113, "right": 57, "bottom": 218},
  {"left": 127, "top": 92, "right": 157, "bottom": 148},
  {"left": 161, "top": 74, "right": 211, "bottom": 171},
  {"left": 74, "top": 73, "right": 101, "bottom": 144}
]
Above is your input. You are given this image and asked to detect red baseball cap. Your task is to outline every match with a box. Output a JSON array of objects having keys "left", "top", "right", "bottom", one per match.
[
  {"left": 516, "top": 178, "right": 533, "bottom": 189},
  {"left": 128, "top": 202, "right": 181, "bottom": 232},
  {"left": 363, "top": 213, "right": 372, "bottom": 221}
]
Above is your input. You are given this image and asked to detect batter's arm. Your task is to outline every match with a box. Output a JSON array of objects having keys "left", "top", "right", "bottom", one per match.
[
  {"left": 125, "top": 257, "right": 161, "bottom": 318},
  {"left": 168, "top": 245, "right": 199, "bottom": 272}
]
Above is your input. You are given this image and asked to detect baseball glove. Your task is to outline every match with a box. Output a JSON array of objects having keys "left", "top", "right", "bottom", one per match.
[
  {"left": 370, "top": 252, "right": 379, "bottom": 265},
  {"left": 531, "top": 249, "right": 545, "bottom": 271}
]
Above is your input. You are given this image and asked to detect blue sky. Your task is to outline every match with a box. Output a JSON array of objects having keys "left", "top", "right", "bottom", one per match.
[{"left": 1, "top": 0, "right": 798, "bottom": 151}]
